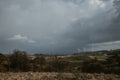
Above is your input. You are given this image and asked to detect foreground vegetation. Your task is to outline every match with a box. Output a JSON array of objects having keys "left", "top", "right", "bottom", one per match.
[
  {"left": 0, "top": 49, "right": 120, "bottom": 80},
  {"left": 0, "top": 49, "right": 120, "bottom": 74},
  {"left": 0, "top": 72, "right": 120, "bottom": 80}
]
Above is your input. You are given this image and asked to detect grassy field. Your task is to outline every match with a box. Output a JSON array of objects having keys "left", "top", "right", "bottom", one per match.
[{"left": 0, "top": 72, "right": 120, "bottom": 80}]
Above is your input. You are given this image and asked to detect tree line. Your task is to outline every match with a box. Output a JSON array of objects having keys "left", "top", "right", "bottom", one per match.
[{"left": 0, "top": 50, "right": 120, "bottom": 74}]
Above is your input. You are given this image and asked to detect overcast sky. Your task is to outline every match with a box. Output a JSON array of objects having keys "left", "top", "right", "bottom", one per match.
[{"left": 0, "top": 0, "right": 120, "bottom": 53}]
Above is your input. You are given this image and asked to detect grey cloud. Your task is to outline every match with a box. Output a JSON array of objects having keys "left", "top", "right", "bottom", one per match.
[{"left": 0, "top": 0, "right": 120, "bottom": 53}]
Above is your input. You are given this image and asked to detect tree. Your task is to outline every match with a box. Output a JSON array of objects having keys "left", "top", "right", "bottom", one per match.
[
  {"left": 0, "top": 53, "right": 8, "bottom": 72},
  {"left": 0, "top": 53, "right": 5, "bottom": 64},
  {"left": 9, "top": 50, "right": 30, "bottom": 72},
  {"left": 50, "top": 56, "right": 69, "bottom": 72},
  {"left": 32, "top": 54, "right": 46, "bottom": 71}
]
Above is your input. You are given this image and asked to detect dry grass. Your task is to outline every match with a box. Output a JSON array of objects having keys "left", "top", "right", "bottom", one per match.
[{"left": 0, "top": 72, "right": 120, "bottom": 80}]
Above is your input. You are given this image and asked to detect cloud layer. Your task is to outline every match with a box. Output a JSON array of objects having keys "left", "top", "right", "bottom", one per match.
[
  {"left": 8, "top": 34, "right": 36, "bottom": 43},
  {"left": 0, "top": 0, "right": 120, "bottom": 53}
]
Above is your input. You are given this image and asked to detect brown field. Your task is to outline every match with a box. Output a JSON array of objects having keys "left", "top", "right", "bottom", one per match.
[{"left": 0, "top": 72, "right": 120, "bottom": 80}]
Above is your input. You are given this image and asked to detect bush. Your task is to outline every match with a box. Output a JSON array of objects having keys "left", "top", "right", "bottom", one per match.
[{"left": 9, "top": 50, "right": 30, "bottom": 72}]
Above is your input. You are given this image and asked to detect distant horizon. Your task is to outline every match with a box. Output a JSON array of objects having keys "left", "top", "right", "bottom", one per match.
[{"left": 1, "top": 48, "right": 120, "bottom": 55}]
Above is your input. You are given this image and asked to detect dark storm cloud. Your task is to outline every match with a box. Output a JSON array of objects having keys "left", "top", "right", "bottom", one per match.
[{"left": 0, "top": 0, "right": 120, "bottom": 53}]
